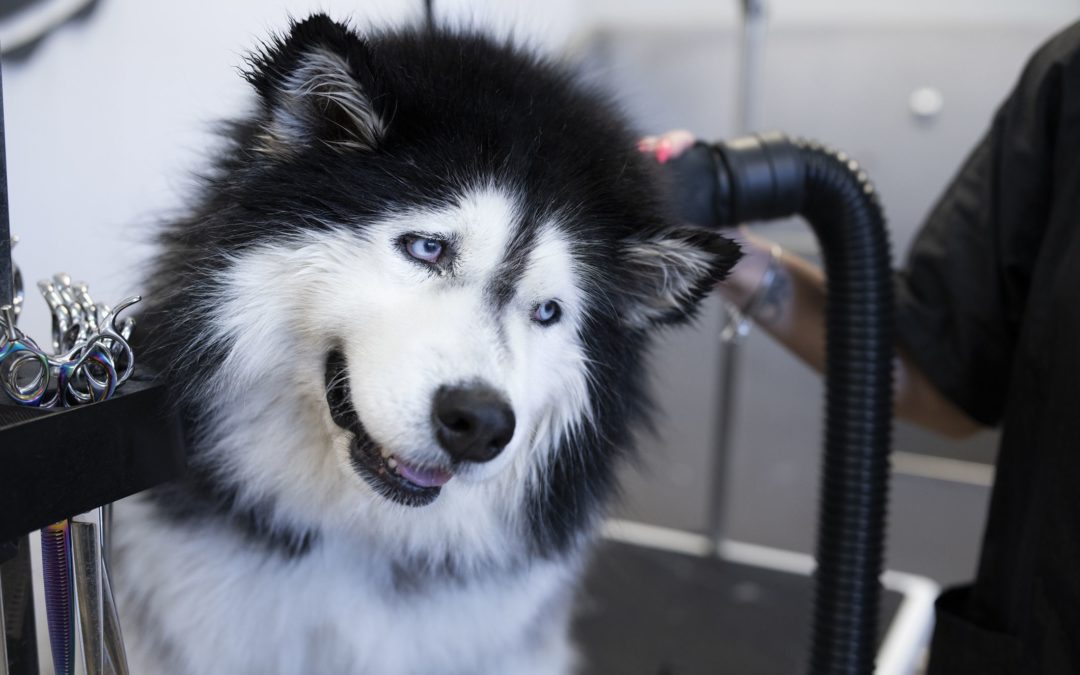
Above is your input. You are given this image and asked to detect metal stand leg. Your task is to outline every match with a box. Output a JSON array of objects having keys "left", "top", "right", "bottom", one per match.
[
  {"left": 706, "top": 0, "right": 769, "bottom": 551},
  {"left": 72, "top": 519, "right": 104, "bottom": 675},
  {"left": 0, "top": 538, "right": 38, "bottom": 675},
  {"left": 0, "top": 50, "right": 11, "bottom": 312},
  {"left": 0, "top": 550, "right": 8, "bottom": 675}
]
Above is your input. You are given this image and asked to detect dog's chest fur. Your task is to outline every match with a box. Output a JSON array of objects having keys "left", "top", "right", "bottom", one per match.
[{"left": 113, "top": 498, "right": 579, "bottom": 675}]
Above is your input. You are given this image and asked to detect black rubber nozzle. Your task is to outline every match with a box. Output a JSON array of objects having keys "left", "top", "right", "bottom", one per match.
[{"left": 662, "top": 132, "right": 806, "bottom": 227}]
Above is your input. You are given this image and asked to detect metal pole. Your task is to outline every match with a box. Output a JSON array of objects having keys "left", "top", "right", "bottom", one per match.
[
  {"left": 705, "top": 0, "right": 768, "bottom": 552},
  {"left": 0, "top": 558, "right": 8, "bottom": 675},
  {"left": 736, "top": 0, "right": 767, "bottom": 134},
  {"left": 0, "top": 47, "right": 14, "bottom": 675},
  {"left": 0, "top": 51, "right": 12, "bottom": 310}
]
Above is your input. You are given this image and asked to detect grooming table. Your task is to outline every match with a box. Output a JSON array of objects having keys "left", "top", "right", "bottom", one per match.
[{"left": 574, "top": 521, "right": 938, "bottom": 675}]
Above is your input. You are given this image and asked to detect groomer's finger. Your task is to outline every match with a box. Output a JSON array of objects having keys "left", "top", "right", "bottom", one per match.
[
  {"left": 654, "top": 129, "right": 696, "bottom": 163},
  {"left": 638, "top": 130, "right": 696, "bottom": 163}
]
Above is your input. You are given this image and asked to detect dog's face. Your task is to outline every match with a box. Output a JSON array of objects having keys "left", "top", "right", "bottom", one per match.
[
  {"left": 317, "top": 188, "right": 595, "bottom": 508},
  {"left": 147, "top": 15, "right": 738, "bottom": 561}
]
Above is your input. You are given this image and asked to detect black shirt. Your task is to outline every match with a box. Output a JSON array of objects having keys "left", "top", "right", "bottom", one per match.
[{"left": 895, "top": 21, "right": 1080, "bottom": 675}]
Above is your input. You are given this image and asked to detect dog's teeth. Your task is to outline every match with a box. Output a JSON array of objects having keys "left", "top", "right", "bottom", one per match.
[{"left": 387, "top": 457, "right": 398, "bottom": 470}]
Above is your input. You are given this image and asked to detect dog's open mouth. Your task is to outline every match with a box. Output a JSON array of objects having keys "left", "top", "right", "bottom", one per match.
[{"left": 324, "top": 349, "right": 452, "bottom": 507}]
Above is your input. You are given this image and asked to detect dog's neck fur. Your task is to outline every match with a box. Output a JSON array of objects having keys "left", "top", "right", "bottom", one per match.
[
  {"left": 149, "top": 473, "right": 319, "bottom": 559},
  {"left": 121, "top": 363, "right": 587, "bottom": 673},
  {"left": 114, "top": 496, "right": 582, "bottom": 675}
]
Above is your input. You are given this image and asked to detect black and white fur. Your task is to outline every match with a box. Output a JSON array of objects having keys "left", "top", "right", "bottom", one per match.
[{"left": 114, "top": 14, "right": 739, "bottom": 675}]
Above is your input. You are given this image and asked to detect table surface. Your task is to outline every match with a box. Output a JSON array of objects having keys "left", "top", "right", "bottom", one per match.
[{"left": 574, "top": 540, "right": 903, "bottom": 675}]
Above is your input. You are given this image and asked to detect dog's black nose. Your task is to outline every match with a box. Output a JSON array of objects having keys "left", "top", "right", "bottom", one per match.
[{"left": 432, "top": 385, "right": 516, "bottom": 463}]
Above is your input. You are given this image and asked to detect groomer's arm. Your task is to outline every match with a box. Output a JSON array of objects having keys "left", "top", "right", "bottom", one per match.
[{"left": 723, "top": 228, "right": 982, "bottom": 439}]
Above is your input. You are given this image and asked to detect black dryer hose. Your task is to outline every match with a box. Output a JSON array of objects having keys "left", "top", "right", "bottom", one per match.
[{"left": 663, "top": 133, "right": 895, "bottom": 675}]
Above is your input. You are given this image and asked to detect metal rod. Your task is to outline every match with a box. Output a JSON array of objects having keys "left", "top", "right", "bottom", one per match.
[
  {"left": 101, "top": 556, "right": 129, "bottom": 675},
  {"left": 0, "top": 51, "right": 11, "bottom": 309},
  {"left": 0, "top": 559, "right": 8, "bottom": 675},
  {"left": 735, "top": 0, "right": 767, "bottom": 134},
  {"left": 0, "top": 49, "right": 15, "bottom": 660},
  {"left": 705, "top": 0, "right": 769, "bottom": 552},
  {"left": 72, "top": 520, "right": 104, "bottom": 675},
  {"left": 0, "top": 538, "right": 37, "bottom": 675}
]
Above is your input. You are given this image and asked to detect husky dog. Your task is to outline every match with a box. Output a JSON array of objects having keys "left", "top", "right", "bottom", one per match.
[{"left": 114, "top": 14, "right": 738, "bottom": 675}]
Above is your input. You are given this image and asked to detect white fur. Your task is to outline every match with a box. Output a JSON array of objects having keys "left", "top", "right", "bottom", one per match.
[
  {"left": 115, "top": 499, "right": 578, "bottom": 675},
  {"left": 116, "top": 186, "right": 595, "bottom": 673}
]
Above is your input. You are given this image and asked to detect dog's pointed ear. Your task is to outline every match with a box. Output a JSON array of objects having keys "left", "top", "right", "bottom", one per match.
[
  {"left": 621, "top": 226, "right": 741, "bottom": 329},
  {"left": 246, "top": 14, "right": 385, "bottom": 154}
]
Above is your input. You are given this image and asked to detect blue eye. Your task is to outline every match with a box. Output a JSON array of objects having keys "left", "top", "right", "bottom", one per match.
[
  {"left": 405, "top": 237, "right": 444, "bottom": 263},
  {"left": 533, "top": 300, "right": 561, "bottom": 326}
]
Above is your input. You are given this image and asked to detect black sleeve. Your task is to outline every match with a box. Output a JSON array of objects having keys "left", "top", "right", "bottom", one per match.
[{"left": 894, "top": 21, "right": 1080, "bottom": 426}]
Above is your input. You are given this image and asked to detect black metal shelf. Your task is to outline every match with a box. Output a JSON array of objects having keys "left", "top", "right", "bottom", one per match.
[{"left": 0, "top": 376, "right": 185, "bottom": 541}]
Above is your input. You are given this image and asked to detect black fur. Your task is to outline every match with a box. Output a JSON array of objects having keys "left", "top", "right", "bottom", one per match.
[
  {"left": 152, "top": 479, "right": 317, "bottom": 559},
  {"left": 140, "top": 14, "right": 739, "bottom": 559}
]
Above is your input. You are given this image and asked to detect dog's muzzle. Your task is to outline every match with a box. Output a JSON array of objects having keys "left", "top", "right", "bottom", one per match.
[{"left": 324, "top": 350, "right": 515, "bottom": 507}]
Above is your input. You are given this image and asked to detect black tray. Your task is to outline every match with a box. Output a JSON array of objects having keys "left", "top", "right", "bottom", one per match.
[{"left": 0, "top": 376, "right": 184, "bottom": 540}]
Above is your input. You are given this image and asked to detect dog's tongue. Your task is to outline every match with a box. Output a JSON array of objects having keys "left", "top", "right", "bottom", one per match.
[{"left": 395, "top": 460, "right": 453, "bottom": 488}]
